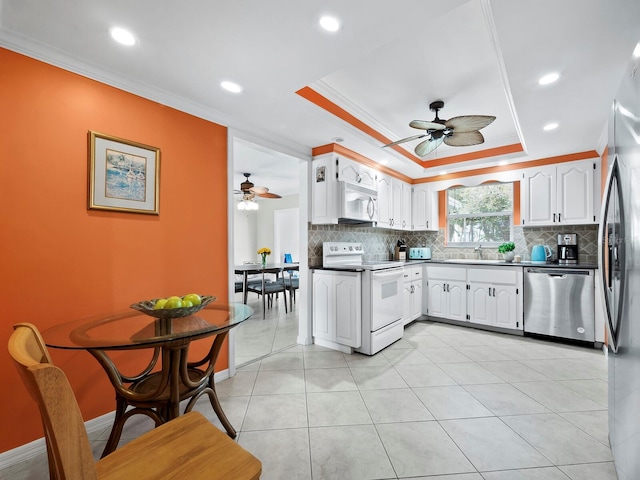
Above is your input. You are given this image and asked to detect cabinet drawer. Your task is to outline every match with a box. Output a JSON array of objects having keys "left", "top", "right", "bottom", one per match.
[
  {"left": 427, "top": 266, "right": 466, "bottom": 281},
  {"left": 403, "top": 266, "right": 423, "bottom": 282},
  {"left": 467, "top": 267, "right": 518, "bottom": 285}
]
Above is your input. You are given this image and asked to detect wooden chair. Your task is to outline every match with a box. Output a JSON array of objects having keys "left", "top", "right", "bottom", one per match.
[{"left": 8, "top": 323, "right": 262, "bottom": 480}]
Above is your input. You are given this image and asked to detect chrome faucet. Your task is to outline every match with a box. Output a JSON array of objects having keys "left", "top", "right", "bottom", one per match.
[{"left": 474, "top": 244, "right": 483, "bottom": 259}]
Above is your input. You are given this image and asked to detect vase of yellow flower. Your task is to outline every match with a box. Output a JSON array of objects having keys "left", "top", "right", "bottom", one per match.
[{"left": 258, "top": 247, "right": 271, "bottom": 267}]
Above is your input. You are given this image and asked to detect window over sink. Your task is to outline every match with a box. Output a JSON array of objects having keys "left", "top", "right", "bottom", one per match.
[{"left": 447, "top": 182, "right": 513, "bottom": 246}]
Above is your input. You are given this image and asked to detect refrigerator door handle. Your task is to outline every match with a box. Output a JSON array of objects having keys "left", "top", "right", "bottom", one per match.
[{"left": 598, "top": 155, "right": 624, "bottom": 353}]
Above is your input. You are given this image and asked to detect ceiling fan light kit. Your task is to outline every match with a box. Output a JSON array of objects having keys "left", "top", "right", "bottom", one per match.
[
  {"left": 383, "top": 100, "right": 496, "bottom": 157},
  {"left": 234, "top": 173, "right": 282, "bottom": 210}
]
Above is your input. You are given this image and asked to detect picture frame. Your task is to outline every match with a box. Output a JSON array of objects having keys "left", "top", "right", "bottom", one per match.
[{"left": 88, "top": 131, "right": 160, "bottom": 214}]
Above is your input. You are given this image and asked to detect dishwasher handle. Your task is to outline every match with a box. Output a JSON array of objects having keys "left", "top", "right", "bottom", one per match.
[{"left": 526, "top": 268, "right": 590, "bottom": 276}]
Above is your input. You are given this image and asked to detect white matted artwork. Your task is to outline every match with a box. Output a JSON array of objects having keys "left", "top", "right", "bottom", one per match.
[{"left": 88, "top": 131, "right": 160, "bottom": 214}]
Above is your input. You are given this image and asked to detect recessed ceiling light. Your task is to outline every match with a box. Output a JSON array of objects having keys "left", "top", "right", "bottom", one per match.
[
  {"left": 221, "top": 81, "right": 243, "bottom": 93},
  {"left": 332, "top": 137, "right": 344, "bottom": 143},
  {"left": 544, "top": 122, "right": 559, "bottom": 131},
  {"left": 319, "top": 16, "right": 341, "bottom": 32},
  {"left": 439, "top": 171, "right": 448, "bottom": 176},
  {"left": 110, "top": 27, "right": 136, "bottom": 46},
  {"left": 633, "top": 43, "right": 640, "bottom": 58},
  {"left": 498, "top": 160, "right": 508, "bottom": 166},
  {"left": 539, "top": 72, "right": 560, "bottom": 85}
]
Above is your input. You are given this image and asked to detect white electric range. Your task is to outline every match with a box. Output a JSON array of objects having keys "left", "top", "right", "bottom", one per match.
[{"left": 322, "top": 242, "right": 405, "bottom": 355}]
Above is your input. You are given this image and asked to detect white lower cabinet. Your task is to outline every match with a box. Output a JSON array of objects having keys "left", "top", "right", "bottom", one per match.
[
  {"left": 426, "top": 266, "right": 467, "bottom": 322},
  {"left": 426, "top": 265, "right": 523, "bottom": 331},
  {"left": 402, "top": 266, "right": 423, "bottom": 325},
  {"left": 467, "top": 267, "right": 521, "bottom": 330},
  {"left": 312, "top": 270, "right": 362, "bottom": 347}
]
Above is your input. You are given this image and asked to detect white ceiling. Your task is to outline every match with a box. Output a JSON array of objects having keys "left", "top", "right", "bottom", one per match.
[{"left": 2, "top": 0, "right": 639, "bottom": 195}]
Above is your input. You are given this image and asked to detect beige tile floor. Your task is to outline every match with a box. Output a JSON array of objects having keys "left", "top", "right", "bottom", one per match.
[
  {"left": 234, "top": 290, "right": 300, "bottom": 366},
  {"left": 2, "top": 318, "right": 616, "bottom": 480}
]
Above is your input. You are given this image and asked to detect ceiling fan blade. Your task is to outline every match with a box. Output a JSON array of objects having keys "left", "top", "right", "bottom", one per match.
[
  {"left": 383, "top": 134, "right": 426, "bottom": 148},
  {"left": 445, "top": 115, "right": 496, "bottom": 132},
  {"left": 444, "top": 131, "right": 485, "bottom": 147},
  {"left": 409, "top": 120, "right": 446, "bottom": 131},
  {"left": 249, "top": 185, "right": 269, "bottom": 194},
  {"left": 415, "top": 137, "right": 444, "bottom": 157},
  {"left": 258, "top": 192, "right": 282, "bottom": 199}
]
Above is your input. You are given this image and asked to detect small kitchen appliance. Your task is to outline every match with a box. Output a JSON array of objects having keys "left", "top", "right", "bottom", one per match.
[
  {"left": 557, "top": 233, "right": 578, "bottom": 264},
  {"left": 408, "top": 247, "right": 431, "bottom": 260},
  {"left": 531, "top": 244, "right": 552, "bottom": 263}
]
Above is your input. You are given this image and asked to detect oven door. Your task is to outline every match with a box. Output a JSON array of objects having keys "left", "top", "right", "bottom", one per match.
[{"left": 370, "top": 267, "right": 404, "bottom": 331}]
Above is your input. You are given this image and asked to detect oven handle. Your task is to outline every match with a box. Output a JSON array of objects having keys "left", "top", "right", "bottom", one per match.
[{"left": 371, "top": 268, "right": 404, "bottom": 280}]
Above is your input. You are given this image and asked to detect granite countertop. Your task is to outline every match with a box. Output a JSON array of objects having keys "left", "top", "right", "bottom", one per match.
[{"left": 401, "top": 259, "right": 598, "bottom": 269}]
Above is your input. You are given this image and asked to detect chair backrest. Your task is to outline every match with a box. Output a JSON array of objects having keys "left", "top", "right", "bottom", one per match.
[{"left": 9, "top": 324, "right": 98, "bottom": 480}]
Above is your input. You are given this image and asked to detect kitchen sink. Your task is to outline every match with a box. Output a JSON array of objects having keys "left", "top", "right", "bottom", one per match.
[{"left": 445, "top": 259, "right": 502, "bottom": 264}]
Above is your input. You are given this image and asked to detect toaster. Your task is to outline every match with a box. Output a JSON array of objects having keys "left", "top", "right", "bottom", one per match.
[{"left": 408, "top": 247, "right": 431, "bottom": 260}]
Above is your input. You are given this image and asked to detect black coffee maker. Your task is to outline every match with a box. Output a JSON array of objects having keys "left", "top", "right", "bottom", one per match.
[{"left": 557, "top": 233, "right": 578, "bottom": 264}]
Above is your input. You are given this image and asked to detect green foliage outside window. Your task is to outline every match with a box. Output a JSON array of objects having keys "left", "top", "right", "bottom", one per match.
[{"left": 447, "top": 183, "right": 513, "bottom": 244}]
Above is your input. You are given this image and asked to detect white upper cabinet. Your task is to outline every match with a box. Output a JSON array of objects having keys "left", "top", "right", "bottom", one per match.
[
  {"left": 377, "top": 174, "right": 412, "bottom": 230},
  {"left": 311, "top": 154, "right": 339, "bottom": 225},
  {"left": 557, "top": 161, "right": 596, "bottom": 224},
  {"left": 337, "top": 157, "right": 376, "bottom": 189},
  {"left": 412, "top": 183, "right": 438, "bottom": 231},
  {"left": 376, "top": 174, "right": 393, "bottom": 229},
  {"left": 391, "top": 178, "right": 411, "bottom": 230},
  {"left": 521, "top": 159, "right": 599, "bottom": 226}
]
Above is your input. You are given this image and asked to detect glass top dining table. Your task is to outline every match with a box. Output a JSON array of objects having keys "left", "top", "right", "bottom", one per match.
[
  {"left": 42, "top": 302, "right": 254, "bottom": 349},
  {"left": 41, "top": 302, "right": 253, "bottom": 457}
]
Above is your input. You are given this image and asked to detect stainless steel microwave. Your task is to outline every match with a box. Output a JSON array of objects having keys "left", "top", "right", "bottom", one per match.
[{"left": 338, "top": 181, "right": 377, "bottom": 224}]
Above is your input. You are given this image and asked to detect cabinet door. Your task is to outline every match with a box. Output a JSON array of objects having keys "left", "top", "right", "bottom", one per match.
[
  {"left": 358, "top": 165, "right": 377, "bottom": 189},
  {"left": 493, "top": 285, "right": 518, "bottom": 329},
  {"left": 522, "top": 166, "right": 556, "bottom": 225},
  {"left": 557, "top": 161, "right": 594, "bottom": 224},
  {"left": 403, "top": 281, "right": 413, "bottom": 325},
  {"left": 337, "top": 157, "right": 360, "bottom": 184},
  {"left": 411, "top": 281, "right": 423, "bottom": 320},
  {"left": 377, "top": 175, "right": 393, "bottom": 228},
  {"left": 447, "top": 281, "right": 467, "bottom": 322},
  {"left": 312, "top": 273, "right": 332, "bottom": 340},
  {"left": 401, "top": 182, "right": 412, "bottom": 230},
  {"left": 391, "top": 179, "right": 403, "bottom": 229},
  {"left": 468, "top": 283, "right": 492, "bottom": 326},
  {"left": 311, "top": 156, "right": 338, "bottom": 224},
  {"left": 428, "top": 281, "right": 447, "bottom": 318},
  {"left": 412, "top": 185, "right": 428, "bottom": 231},
  {"left": 337, "top": 157, "right": 376, "bottom": 188},
  {"left": 334, "top": 275, "right": 361, "bottom": 347}
]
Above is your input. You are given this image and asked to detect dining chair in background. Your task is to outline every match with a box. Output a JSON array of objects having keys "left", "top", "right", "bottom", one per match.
[
  {"left": 283, "top": 253, "right": 299, "bottom": 307},
  {"left": 8, "top": 323, "right": 262, "bottom": 480}
]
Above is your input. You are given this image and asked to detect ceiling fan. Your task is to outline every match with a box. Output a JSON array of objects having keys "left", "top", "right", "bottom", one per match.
[
  {"left": 234, "top": 173, "right": 282, "bottom": 200},
  {"left": 383, "top": 100, "right": 496, "bottom": 157}
]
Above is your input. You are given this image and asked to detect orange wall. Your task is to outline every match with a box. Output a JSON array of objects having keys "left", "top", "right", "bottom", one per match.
[{"left": 0, "top": 48, "right": 229, "bottom": 452}]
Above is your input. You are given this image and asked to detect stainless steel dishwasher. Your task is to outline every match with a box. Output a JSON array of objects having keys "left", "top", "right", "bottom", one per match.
[{"left": 524, "top": 268, "right": 595, "bottom": 342}]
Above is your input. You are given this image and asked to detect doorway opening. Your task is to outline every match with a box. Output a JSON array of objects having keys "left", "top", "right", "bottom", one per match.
[{"left": 229, "top": 137, "right": 308, "bottom": 368}]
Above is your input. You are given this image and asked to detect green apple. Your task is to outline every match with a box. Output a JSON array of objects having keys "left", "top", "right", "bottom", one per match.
[
  {"left": 182, "top": 300, "right": 193, "bottom": 308},
  {"left": 153, "top": 298, "right": 168, "bottom": 310},
  {"left": 164, "top": 296, "right": 184, "bottom": 309},
  {"left": 182, "top": 293, "right": 201, "bottom": 306}
]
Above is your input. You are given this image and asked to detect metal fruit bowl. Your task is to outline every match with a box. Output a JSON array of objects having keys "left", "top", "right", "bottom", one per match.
[{"left": 130, "top": 295, "right": 215, "bottom": 319}]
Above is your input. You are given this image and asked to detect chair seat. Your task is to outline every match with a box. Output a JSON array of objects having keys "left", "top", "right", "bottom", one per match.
[
  {"left": 235, "top": 279, "right": 264, "bottom": 293},
  {"left": 96, "top": 411, "right": 261, "bottom": 479},
  {"left": 247, "top": 281, "right": 285, "bottom": 295}
]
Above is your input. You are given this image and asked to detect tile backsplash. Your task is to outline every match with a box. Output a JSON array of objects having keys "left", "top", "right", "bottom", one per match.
[{"left": 308, "top": 223, "right": 599, "bottom": 266}]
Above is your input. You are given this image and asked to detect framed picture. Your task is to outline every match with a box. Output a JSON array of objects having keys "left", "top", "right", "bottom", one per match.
[{"left": 88, "top": 131, "right": 160, "bottom": 214}]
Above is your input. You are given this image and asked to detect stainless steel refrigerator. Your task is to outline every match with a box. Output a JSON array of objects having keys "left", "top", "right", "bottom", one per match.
[{"left": 599, "top": 50, "right": 640, "bottom": 480}]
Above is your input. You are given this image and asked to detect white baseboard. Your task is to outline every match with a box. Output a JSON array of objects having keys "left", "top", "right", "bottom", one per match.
[{"left": 0, "top": 368, "right": 230, "bottom": 469}]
